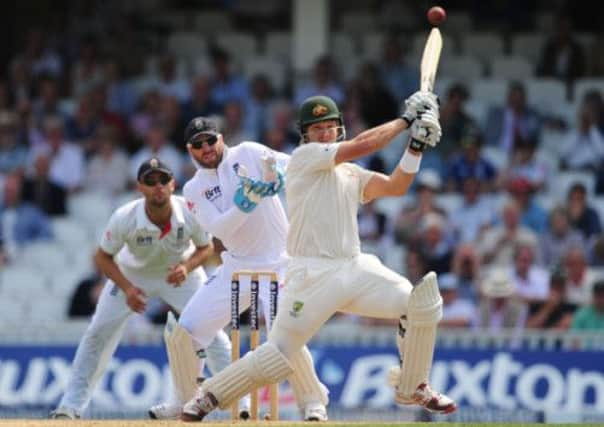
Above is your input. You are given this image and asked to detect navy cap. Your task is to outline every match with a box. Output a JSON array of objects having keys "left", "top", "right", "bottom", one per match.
[
  {"left": 184, "top": 117, "right": 219, "bottom": 144},
  {"left": 137, "top": 157, "right": 173, "bottom": 181}
]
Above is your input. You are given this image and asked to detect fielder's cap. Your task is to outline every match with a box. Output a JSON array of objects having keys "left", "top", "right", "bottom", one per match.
[
  {"left": 416, "top": 169, "right": 442, "bottom": 191},
  {"left": 184, "top": 117, "right": 219, "bottom": 144},
  {"left": 482, "top": 268, "right": 515, "bottom": 298},
  {"left": 439, "top": 273, "right": 458, "bottom": 291},
  {"left": 137, "top": 157, "right": 173, "bottom": 181}
]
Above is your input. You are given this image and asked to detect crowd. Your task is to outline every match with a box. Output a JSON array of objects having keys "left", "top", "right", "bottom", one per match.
[{"left": 1, "top": 2, "right": 604, "bottom": 334}]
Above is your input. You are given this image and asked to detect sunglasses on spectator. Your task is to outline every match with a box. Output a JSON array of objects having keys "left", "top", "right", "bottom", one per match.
[
  {"left": 142, "top": 174, "right": 172, "bottom": 186},
  {"left": 190, "top": 135, "right": 218, "bottom": 149}
]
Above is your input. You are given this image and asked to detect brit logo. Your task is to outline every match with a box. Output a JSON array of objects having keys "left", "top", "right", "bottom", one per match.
[
  {"left": 136, "top": 236, "right": 153, "bottom": 246},
  {"left": 205, "top": 185, "right": 221, "bottom": 201},
  {"left": 176, "top": 226, "right": 184, "bottom": 240}
]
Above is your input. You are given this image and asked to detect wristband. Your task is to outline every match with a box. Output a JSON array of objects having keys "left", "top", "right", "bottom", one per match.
[{"left": 399, "top": 149, "right": 422, "bottom": 173}]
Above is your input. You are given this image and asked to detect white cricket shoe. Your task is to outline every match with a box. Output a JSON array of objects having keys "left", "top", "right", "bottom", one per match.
[
  {"left": 395, "top": 382, "right": 457, "bottom": 414},
  {"left": 49, "top": 407, "right": 80, "bottom": 419},
  {"left": 304, "top": 401, "right": 328, "bottom": 421},
  {"left": 148, "top": 402, "right": 182, "bottom": 420}
]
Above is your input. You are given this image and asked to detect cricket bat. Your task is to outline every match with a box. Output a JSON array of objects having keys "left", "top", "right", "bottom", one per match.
[{"left": 420, "top": 28, "right": 443, "bottom": 92}]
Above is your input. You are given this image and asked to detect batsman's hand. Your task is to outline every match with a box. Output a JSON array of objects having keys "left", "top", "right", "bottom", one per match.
[
  {"left": 401, "top": 91, "right": 439, "bottom": 126},
  {"left": 167, "top": 263, "right": 188, "bottom": 287},
  {"left": 126, "top": 286, "right": 147, "bottom": 313},
  {"left": 408, "top": 110, "right": 442, "bottom": 152}
]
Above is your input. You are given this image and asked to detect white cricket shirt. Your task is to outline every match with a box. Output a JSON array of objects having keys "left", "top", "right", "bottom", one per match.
[
  {"left": 100, "top": 196, "right": 210, "bottom": 276},
  {"left": 286, "top": 142, "right": 374, "bottom": 258},
  {"left": 183, "top": 142, "right": 289, "bottom": 260}
]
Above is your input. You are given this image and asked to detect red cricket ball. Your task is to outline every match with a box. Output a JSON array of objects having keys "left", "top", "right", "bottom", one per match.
[{"left": 427, "top": 6, "right": 447, "bottom": 26}]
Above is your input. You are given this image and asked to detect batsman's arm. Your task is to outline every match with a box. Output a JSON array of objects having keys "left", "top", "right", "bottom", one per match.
[
  {"left": 334, "top": 118, "right": 408, "bottom": 165},
  {"left": 362, "top": 150, "right": 419, "bottom": 202}
]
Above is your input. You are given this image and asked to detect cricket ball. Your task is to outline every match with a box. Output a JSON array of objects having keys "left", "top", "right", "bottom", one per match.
[{"left": 427, "top": 6, "right": 446, "bottom": 26}]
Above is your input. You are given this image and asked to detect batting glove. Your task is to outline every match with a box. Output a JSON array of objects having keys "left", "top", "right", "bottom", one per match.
[
  {"left": 401, "top": 91, "right": 439, "bottom": 126},
  {"left": 408, "top": 110, "right": 442, "bottom": 152}
]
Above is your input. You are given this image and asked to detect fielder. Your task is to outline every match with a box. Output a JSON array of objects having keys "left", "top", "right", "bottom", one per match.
[
  {"left": 181, "top": 92, "right": 457, "bottom": 421},
  {"left": 50, "top": 158, "right": 232, "bottom": 419},
  {"left": 150, "top": 117, "right": 329, "bottom": 421}
]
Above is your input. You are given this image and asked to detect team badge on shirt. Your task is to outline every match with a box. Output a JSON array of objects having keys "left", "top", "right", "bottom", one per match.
[{"left": 289, "top": 301, "right": 304, "bottom": 318}]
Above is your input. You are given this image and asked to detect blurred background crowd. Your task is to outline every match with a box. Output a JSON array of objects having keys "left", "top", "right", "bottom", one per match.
[{"left": 1, "top": 0, "right": 604, "bottom": 340}]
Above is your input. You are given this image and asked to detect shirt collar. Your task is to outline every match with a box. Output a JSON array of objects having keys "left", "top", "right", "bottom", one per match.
[{"left": 135, "top": 196, "right": 183, "bottom": 231}]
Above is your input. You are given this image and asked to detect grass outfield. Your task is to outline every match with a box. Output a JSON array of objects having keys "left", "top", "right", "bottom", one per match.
[{"left": 1, "top": 422, "right": 602, "bottom": 427}]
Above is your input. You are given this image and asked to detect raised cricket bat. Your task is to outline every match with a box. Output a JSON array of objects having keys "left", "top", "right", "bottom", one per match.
[{"left": 420, "top": 28, "right": 443, "bottom": 92}]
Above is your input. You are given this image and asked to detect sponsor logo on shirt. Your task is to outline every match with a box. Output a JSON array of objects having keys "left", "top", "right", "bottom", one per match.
[
  {"left": 204, "top": 185, "right": 222, "bottom": 201},
  {"left": 136, "top": 235, "right": 153, "bottom": 246},
  {"left": 233, "top": 162, "right": 240, "bottom": 174},
  {"left": 176, "top": 226, "right": 184, "bottom": 241}
]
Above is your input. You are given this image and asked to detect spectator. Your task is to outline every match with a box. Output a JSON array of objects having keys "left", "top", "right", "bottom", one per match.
[
  {"left": 439, "top": 273, "right": 476, "bottom": 328},
  {"left": 15, "top": 28, "right": 62, "bottom": 78},
  {"left": 445, "top": 124, "right": 497, "bottom": 193},
  {"left": 404, "top": 248, "right": 428, "bottom": 285},
  {"left": 570, "top": 281, "right": 604, "bottom": 330},
  {"left": 415, "top": 213, "right": 453, "bottom": 275},
  {"left": 438, "top": 83, "right": 475, "bottom": 161},
  {"left": 563, "top": 246, "right": 600, "bottom": 306},
  {"left": 209, "top": 48, "right": 249, "bottom": 110},
  {"left": 22, "top": 152, "right": 67, "bottom": 216},
  {"left": 358, "top": 199, "right": 389, "bottom": 253},
  {"left": 506, "top": 177, "right": 548, "bottom": 234},
  {"left": 243, "top": 74, "right": 275, "bottom": 141},
  {"left": 509, "top": 242, "right": 550, "bottom": 303},
  {"left": 263, "top": 127, "right": 296, "bottom": 155},
  {"left": 104, "top": 60, "right": 138, "bottom": 118},
  {"left": 484, "top": 82, "right": 541, "bottom": 154},
  {"left": 377, "top": 35, "right": 419, "bottom": 101},
  {"left": 182, "top": 75, "right": 220, "bottom": 124},
  {"left": 221, "top": 100, "right": 254, "bottom": 145},
  {"left": 64, "top": 94, "right": 100, "bottom": 149},
  {"left": 497, "top": 137, "right": 548, "bottom": 191},
  {"left": 1, "top": 173, "right": 53, "bottom": 256},
  {"left": 566, "top": 182, "right": 602, "bottom": 240},
  {"left": 451, "top": 243, "right": 482, "bottom": 302},
  {"left": 476, "top": 268, "right": 527, "bottom": 332},
  {"left": 30, "top": 74, "right": 65, "bottom": 129},
  {"left": 0, "top": 110, "right": 28, "bottom": 175},
  {"left": 537, "top": 15, "right": 586, "bottom": 87},
  {"left": 449, "top": 177, "right": 497, "bottom": 243},
  {"left": 394, "top": 169, "right": 446, "bottom": 245},
  {"left": 151, "top": 53, "right": 190, "bottom": 102},
  {"left": 71, "top": 34, "right": 105, "bottom": 98},
  {"left": 29, "top": 115, "right": 86, "bottom": 193},
  {"left": 84, "top": 126, "right": 130, "bottom": 196},
  {"left": 559, "top": 100, "right": 604, "bottom": 171},
  {"left": 540, "top": 205, "right": 585, "bottom": 266},
  {"left": 526, "top": 267, "right": 576, "bottom": 329},
  {"left": 351, "top": 62, "right": 398, "bottom": 128},
  {"left": 8, "top": 59, "right": 34, "bottom": 105},
  {"left": 129, "top": 124, "right": 183, "bottom": 184},
  {"left": 478, "top": 198, "right": 538, "bottom": 267},
  {"left": 266, "top": 100, "right": 300, "bottom": 148},
  {"left": 157, "top": 95, "right": 186, "bottom": 149},
  {"left": 129, "top": 89, "right": 162, "bottom": 142},
  {"left": 294, "top": 55, "right": 345, "bottom": 107}
]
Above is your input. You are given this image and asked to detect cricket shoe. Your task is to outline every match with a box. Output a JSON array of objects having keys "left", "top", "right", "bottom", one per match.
[
  {"left": 395, "top": 382, "right": 457, "bottom": 414},
  {"left": 304, "top": 401, "right": 328, "bottom": 421},
  {"left": 181, "top": 392, "right": 218, "bottom": 422},
  {"left": 49, "top": 407, "right": 80, "bottom": 419},
  {"left": 148, "top": 402, "right": 182, "bottom": 420}
]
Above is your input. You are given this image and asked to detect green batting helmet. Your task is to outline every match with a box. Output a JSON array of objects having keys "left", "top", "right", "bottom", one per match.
[{"left": 297, "top": 95, "right": 345, "bottom": 142}]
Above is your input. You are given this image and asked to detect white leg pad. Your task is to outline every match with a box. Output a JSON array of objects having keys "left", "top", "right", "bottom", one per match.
[
  {"left": 203, "top": 342, "right": 293, "bottom": 410},
  {"left": 164, "top": 312, "right": 198, "bottom": 405},
  {"left": 398, "top": 272, "right": 442, "bottom": 396},
  {"left": 287, "top": 347, "right": 329, "bottom": 408}
]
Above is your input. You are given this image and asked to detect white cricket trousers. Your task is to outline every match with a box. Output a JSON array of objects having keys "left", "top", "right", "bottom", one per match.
[
  {"left": 58, "top": 266, "right": 231, "bottom": 413},
  {"left": 270, "top": 253, "right": 413, "bottom": 357}
]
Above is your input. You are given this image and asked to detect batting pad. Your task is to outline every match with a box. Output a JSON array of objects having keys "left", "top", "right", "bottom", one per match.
[
  {"left": 288, "top": 347, "right": 329, "bottom": 408},
  {"left": 398, "top": 272, "right": 443, "bottom": 396},
  {"left": 164, "top": 312, "right": 199, "bottom": 405},
  {"left": 204, "top": 342, "right": 293, "bottom": 409}
]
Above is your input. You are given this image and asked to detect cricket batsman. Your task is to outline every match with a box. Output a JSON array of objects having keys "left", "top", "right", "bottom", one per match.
[{"left": 181, "top": 92, "right": 457, "bottom": 421}]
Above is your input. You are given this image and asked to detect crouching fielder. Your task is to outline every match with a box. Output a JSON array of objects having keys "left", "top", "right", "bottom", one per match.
[
  {"left": 50, "top": 159, "right": 231, "bottom": 420},
  {"left": 181, "top": 93, "right": 457, "bottom": 421}
]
